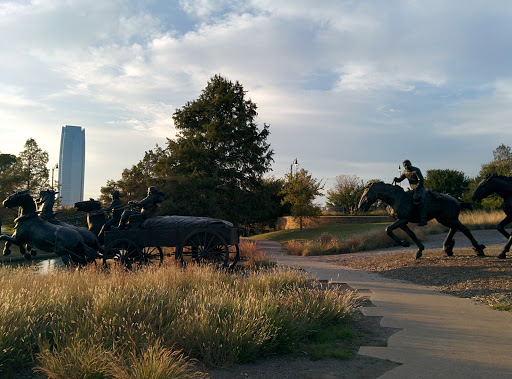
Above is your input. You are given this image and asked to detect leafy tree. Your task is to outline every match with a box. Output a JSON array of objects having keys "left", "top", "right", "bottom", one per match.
[
  {"left": 326, "top": 174, "right": 365, "bottom": 214},
  {"left": 101, "top": 75, "right": 275, "bottom": 226},
  {"left": 15, "top": 138, "right": 49, "bottom": 196},
  {"left": 466, "top": 144, "right": 512, "bottom": 209},
  {"left": 157, "top": 75, "right": 274, "bottom": 224},
  {"left": 424, "top": 169, "right": 469, "bottom": 199},
  {"left": 240, "top": 177, "right": 290, "bottom": 232},
  {"left": 281, "top": 168, "right": 324, "bottom": 231},
  {"left": 480, "top": 144, "right": 512, "bottom": 177},
  {"left": 0, "top": 154, "right": 18, "bottom": 199}
]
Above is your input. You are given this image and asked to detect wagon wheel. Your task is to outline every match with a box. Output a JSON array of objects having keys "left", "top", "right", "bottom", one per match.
[
  {"left": 103, "top": 238, "right": 142, "bottom": 269},
  {"left": 179, "top": 230, "right": 229, "bottom": 267},
  {"left": 141, "top": 246, "right": 163, "bottom": 266}
]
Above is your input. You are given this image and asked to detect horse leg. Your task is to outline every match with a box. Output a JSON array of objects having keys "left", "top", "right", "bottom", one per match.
[
  {"left": 1, "top": 234, "right": 17, "bottom": 256},
  {"left": 386, "top": 219, "right": 411, "bottom": 247},
  {"left": 399, "top": 224, "right": 425, "bottom": 259},
  {"left": 27, "top": 244, "right": 37, "bottom": 256},
  {"left": 3, "top": 240, "right": 12, "bottom": 256},
  {"left": 497, "top": 215, "right": 512, "bottom": 239},
  {"left": 18, "top": 244, "right": 32, "bottom": 260},
  {"left": 443, "top": 229, "right": 457, "bottom": 257},
  {"left": 448, "top": 220, "right": 486, "bottom": 257}
]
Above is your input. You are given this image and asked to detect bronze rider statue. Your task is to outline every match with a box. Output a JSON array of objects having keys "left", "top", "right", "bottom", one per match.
[
  {"left": 118, "top": 186, "right": 163, "bottom": 229},
  {"left": 98, "top": 190, "right": 123, "bottom": 241},
  {"left": 393, "top": 159, "right": 427, "bottom": 226}
]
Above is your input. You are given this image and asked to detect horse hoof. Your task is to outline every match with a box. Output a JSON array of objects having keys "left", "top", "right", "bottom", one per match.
[
  {"left": 401, "top": 240, "right": 410, "bottom": 247},
  {"left": 445, "top": 249, "right": 453, "bottom": 257},
  {"left": 475, "top": 245, "right": 486, "bottom": 257},
  {"left": 498, "top": 252, "right": 507, "bottom": 259},
  {"left": 23, "top": 253, "right": 32, "bottom": 260},
  {"left": 416, "top": 250, "right": 423, "bottom": 259},
  {"left": 3, "top": 249, "right": 11, "bottom": 256}
]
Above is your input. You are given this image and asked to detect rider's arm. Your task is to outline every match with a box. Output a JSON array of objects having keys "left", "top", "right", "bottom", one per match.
[{"left": 393, "top": 173, "right": 406, "bottom": 183}]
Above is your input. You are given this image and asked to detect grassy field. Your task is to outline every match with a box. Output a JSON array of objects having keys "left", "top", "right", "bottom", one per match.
[
  {"left": 0, "top": 248, "right": 358, "bottom": 378},
  {"left": 250, "top": 223, "right": 389, "bottom": 244},
  {"left": 251, "top": 210, "right": 506, "bottom": 256}
]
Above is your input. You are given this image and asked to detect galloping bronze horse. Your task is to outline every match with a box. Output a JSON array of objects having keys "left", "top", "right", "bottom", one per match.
[
  {"left": 358, "top": 182, "right": 486, "bottom": 259},
  {"left": 38, "top": 189, "right": 104, "bottom": 256},
  {"left": 472, "top": 174, "right": 512, "bottom": 259},
  {"left": 1, "top": 191, "right": 98, "bottom": 264}
]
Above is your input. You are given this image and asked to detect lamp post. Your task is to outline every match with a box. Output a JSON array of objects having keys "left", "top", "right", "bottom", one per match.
[
  {"left": 290, "top": 158, "right": 299, "bottom": 177},
  {"left": 51, "top": 163, "right": 58, "bottom": 191}
]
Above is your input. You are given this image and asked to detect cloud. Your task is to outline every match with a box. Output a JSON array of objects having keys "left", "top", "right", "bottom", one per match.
[{"left": 1, "top": 0, "right": 512, "bottom": 201}]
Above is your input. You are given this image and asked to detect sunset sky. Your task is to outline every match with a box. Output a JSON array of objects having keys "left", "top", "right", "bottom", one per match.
[{"left": 1, "top": 0, "right": 511, "bottom": 202}]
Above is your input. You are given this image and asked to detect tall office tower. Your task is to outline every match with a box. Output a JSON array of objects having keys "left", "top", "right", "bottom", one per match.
[{"left": 58, "top": 125, "right": 85, "bottom": 206}]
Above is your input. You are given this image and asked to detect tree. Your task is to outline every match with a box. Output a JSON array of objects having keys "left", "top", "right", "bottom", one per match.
[
  {"left": 15, "top": 138, "right": 49, "bottom": 196},
  {"left": 280, "top": 168, "right": 324, "bottom": 231},
  {"left": 424, "top": 169, "right": 469, "bottom": 199},
  {"left": 157, "top": 75, "right": 274, "bottom": 224},
  {"left": 326, "top": 174, "right": 365, "bottom": 214},
  {"left": 0, "top": 153, "right": 18, "bottom": 199},
  {"left": 480, "top": 144, "right": 512, "bottom": 177}
]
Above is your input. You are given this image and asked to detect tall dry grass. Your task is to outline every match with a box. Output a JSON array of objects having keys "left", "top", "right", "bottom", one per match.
[
  {"left": 0, "top": 263, "right": 356, "bottom": 378},
  {"left": 237, "top": 239, "right": 275, "bottom": 268},
  {"left": 283, "top": 210, "right": 506, "bottom": 256}
]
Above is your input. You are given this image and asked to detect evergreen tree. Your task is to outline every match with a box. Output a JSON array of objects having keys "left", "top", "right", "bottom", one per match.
[{"left": 158, "top": 75, "right": 274, "bottom": 224}]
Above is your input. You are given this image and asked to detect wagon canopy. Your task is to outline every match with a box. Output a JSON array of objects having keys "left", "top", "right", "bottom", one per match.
[{"left": 141, "top": 215, "right": 234, "bottom": 230}]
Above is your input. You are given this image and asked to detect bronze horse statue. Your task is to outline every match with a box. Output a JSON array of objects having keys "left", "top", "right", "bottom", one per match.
[
  {"left": 472, "top": 174, "right": 512, "bottom": 259},
  {"left": 73, "top": 198, "right": 107, "bottom": 236},
  {"left": 358, "top": 182, "right": 486, "bottom": 259},
  {"left": 1, "top": 191, "right": 98, "bottom": 264},
  {"left": 37, "top": 189, "right": 104, "bottom": 256}
]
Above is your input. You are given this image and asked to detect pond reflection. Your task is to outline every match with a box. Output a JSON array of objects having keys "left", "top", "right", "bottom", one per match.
[{"left": 1, "top": 256, "right": 66, "bottom": 273}]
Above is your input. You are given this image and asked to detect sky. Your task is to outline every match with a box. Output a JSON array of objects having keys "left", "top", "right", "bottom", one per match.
[{"left": 1, "top": 0, "right": 512, "bottom": 205}]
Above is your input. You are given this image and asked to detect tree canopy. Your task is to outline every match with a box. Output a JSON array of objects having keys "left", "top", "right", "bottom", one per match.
[
  {"left": 326, "top": 174, "right": 365, "bottom": 214},
  {"left": 101, "top": 75, "right": 275, "bottom": 226},
  {"left": 424, "top": 169, "right": 469, "bottom": 199},
  {"left": 280, "top": 168, "right": 323, "bottom": 231}
]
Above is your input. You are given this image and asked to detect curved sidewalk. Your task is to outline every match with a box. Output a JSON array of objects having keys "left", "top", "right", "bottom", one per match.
[{"left": 257, "top": 240, "right": 512, "bottom": 379}]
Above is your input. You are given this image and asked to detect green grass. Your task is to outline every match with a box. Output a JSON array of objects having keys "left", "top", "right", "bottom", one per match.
[
  {"left": 250, "top": 223, "right": 389, "bottom": 244},
  {"left": 253, "top": 210, "right": 505, "bottom": 257}
]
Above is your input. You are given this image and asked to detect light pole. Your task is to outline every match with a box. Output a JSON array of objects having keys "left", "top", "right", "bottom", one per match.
[
  {"left": 51, "top": 163, "right": 58, "bottom": 191},
  {"left": 290, "top": 158, "right": 299, "bottom": 177}
]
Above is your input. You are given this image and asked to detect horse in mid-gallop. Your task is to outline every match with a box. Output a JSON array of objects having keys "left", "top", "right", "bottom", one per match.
[
  {"left": 38, "top": 189, "right": 104, "bottom": 256},
  {"left": 358, "top": 182, "right": 485, "bottom": 259},
  {"left": 1, "top": 191, "right": 98, "bottom": 264},
  {"left": 472, "top": 174, "right": 512, "bottom": 259}
]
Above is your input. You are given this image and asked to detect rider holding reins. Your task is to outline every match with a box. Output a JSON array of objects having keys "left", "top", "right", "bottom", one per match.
[{"left": 393, "top": 159, "right": 427, "bottom": 226}]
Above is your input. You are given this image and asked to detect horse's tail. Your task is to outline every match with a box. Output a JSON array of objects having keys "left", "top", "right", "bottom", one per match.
[{"left": 460, "top": 201, "right": 473, "bottom": 211}]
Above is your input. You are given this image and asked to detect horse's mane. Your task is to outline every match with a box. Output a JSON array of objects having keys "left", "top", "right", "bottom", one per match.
[
  {"left": 487, "top": 174, "right": 512, "bottom": 182},
  {"left": 367, "top": 181, "right": 406, "bottom": 192}
]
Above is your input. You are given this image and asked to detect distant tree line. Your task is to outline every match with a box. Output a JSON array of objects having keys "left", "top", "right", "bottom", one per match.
[{"left": 325, "top": 144, "right": 512, "bottom": 213}]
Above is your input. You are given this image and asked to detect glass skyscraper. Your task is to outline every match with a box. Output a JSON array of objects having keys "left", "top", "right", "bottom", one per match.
[{"left": 58, "top": 125, "right": 85, "bottom": 207}]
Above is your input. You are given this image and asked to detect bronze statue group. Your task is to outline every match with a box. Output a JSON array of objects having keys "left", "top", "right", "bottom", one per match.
[{"left": 1, "top": 158, "right": 512, "bottom": 263}]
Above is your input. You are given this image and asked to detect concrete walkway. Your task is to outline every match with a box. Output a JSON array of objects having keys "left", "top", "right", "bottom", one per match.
[{"left": 257, "top": 239, "right": 512, "bottom": 379}]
